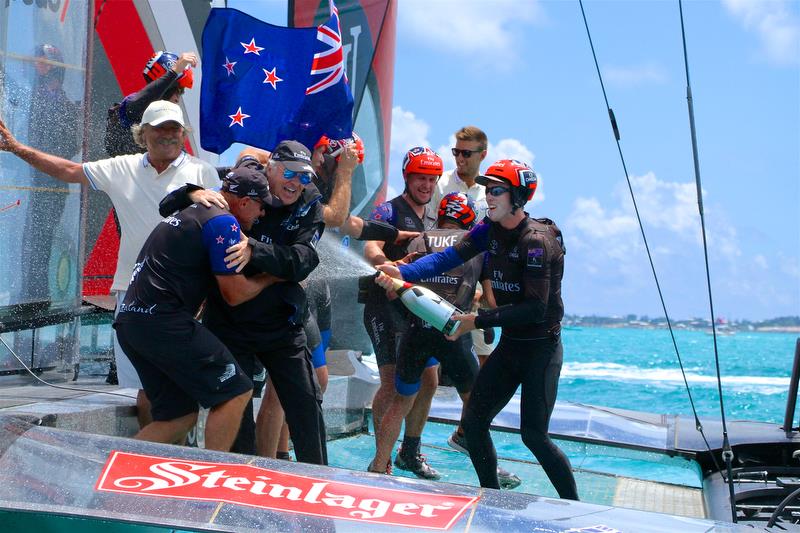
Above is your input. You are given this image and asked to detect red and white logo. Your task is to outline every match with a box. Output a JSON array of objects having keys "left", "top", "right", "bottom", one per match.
[{"left": 96, "top": 451, "right": 478, "bottom": 530}]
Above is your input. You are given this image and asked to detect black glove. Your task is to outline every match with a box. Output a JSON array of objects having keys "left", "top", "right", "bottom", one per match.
[{"left": 483, "top": 327, "right": 495, "bottom": 345}]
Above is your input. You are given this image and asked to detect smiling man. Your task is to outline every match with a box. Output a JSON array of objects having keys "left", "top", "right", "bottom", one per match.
[
  {"left": 375, "top": 159, "right": 578, "bottom": 500},
  {"left": 160, "top": 140, "right": 329, "bottom": 464},
  {"left": 362, "top": 146, "right": 442, "bottom": 478},
  {"left": 0, "top": 100, "right": 220, "bottom": 428},
  {"left": 431, "top": 126, "right": 489, "bottom": 221}
]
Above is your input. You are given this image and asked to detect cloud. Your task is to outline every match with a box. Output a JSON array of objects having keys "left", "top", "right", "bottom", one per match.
[
  {"left": 389, "top": 106, "right": 431, "bottom": 153},
  {"left": 602, "top": 63, "right": 668, "bottom": 87},
  {"left": 398, "top": 0, "right": 545, "bottom": 64},
  {"left": 561, "top": 171, "right": 800, "bottom": 318},
  {"left": 390, "top": 107, "right": 542, "bottom": 204},
  {"left": 723, "top": 0, "right": 800, "bottom": 65}
]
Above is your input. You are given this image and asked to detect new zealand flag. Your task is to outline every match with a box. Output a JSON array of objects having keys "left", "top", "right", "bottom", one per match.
[{"left": 200, "top": 1, "right": 354, "bottom": 154}]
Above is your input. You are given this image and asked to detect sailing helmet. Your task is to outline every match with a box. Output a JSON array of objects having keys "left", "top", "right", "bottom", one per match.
[
  {"left": 143, "top": 51, "right": 194, "bottom": 89},
  {"left": 315, "top": 132, "right": 365, "bottom": 164},
  {"left": 438, "top": 192, "right": 476, "bottom": 229},
  {"left": 402, "top": 147, "right": 443, "bottom": 178},
  {"left": 34, "top": 44, "right": 65, "bottom": 83},
  {"left": 476, "top": 159, "right": 537, "bottom": 209}
]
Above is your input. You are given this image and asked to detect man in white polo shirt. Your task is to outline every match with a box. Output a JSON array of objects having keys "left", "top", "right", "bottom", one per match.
[
  {"left": 0, "top": 100, "right": 221, "bottom": 426},
  {"left": 431, "top": 126, "right": 489, "bottom": 221},
  {"left": 431, "top": 126, "right": 499, "bottom": 392}
]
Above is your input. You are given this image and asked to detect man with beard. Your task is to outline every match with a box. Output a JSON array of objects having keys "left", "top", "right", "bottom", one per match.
[
  {"left": 0, "top": 100, "right": 221, "bottom": 427},
  {"left": 375, "top": 159, "right": 578, "bottom": 500},
  {"left": 104, "top": 50, "right": 196, "bottom": 157},
  {"left": 362, "top": 147, "right": 442, "bottom": 478}
]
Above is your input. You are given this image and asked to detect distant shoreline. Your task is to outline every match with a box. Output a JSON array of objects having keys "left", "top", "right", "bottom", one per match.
[{"left": 563, "top": 320, "right": 800, "bottom": 335}]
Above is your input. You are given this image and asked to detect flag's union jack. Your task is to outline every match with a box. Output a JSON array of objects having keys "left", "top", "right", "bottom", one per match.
[{"left": 306, "top": 1, "right": 345, "bottom": 95}]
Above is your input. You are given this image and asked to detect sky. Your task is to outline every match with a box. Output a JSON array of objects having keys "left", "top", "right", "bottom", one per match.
[{"left": 225, "top": 0, "right": 799, "bottom": 321}]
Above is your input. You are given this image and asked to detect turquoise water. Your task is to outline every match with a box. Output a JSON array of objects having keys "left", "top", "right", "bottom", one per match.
[
  {"left": 328, "top": 419, "right": 703, "bottom": 503},
  {"left": 558, "top": 327, "right": 798, "bottom": 423}
]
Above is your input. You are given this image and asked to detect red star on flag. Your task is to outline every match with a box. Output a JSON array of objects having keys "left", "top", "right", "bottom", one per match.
[
  {"left": 228, "top": 107, "right": 250, "bottom": 127},
  {"left": 262, "top": 67, "right": 283, "bottom": 90},
  {"left": 222, "top": 57, "right": 237, "bottom": 76},
  {"left": 241, "top": 37, "right": 264, "bottom": 55},
  {"left": 216, "top": 235, "right": 225, "bottom": 244},
  {"left": 231, "top": 223, "right": 239, "bottom": 232}
]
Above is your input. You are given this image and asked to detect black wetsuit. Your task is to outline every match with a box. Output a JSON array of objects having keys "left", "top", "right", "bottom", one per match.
[
  {"left": 398, "top": 216, "right": 579, "bottom": 500},
  {"left": 395, "top": 229, "right": 481, "bottom": 395},
  {"left": 362, "top": 195, "right": 436, "bottom": 366},
  {"left": 113, "top": 204, "right": 253, "bottom": 421}
]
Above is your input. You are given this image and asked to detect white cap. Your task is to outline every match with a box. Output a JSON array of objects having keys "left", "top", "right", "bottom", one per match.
[{"left": 141, "top": 100, "right": 185, "bottom": 127}]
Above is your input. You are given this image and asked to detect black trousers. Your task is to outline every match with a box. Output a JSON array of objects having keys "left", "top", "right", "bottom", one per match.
[
  {"left": 462, "top": 334, "right": 578, "bottom": 500},
  {"left": 229, "top": 328, "right": 327, "bottom": 465}
]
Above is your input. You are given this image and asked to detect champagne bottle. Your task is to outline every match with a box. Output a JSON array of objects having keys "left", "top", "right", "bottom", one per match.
[{"left": 387, "top": 277, "right": 462, "bottom": 336}]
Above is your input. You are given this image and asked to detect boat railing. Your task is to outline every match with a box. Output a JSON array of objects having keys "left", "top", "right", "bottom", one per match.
[{"left": 782, "top": 338, "right": 800, "bottom": 438}]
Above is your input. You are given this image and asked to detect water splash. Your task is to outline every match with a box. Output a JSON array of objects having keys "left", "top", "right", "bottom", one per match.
[{"left": 308, "top": 232, "right": 375, "bottom": 282}]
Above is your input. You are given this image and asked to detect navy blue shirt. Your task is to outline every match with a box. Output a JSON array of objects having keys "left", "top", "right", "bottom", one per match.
[
  {"left": 202, "top": 187, "right": 325, "bottom": 354},
  {"left": 399, "top": 216, "right": 565, "bottom": 338},
  {"left": 116, "top": 204, "right": 239, "bottom": 322}
]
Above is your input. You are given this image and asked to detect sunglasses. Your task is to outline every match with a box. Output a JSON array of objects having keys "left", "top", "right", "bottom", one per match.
[
  {"left": 486, "top": 185, "right": 510, "bottom": 197},
  {"left": 451, "top": 148, "right": 483, "bottom": 158},
  {"left": 282, "top": 168, "right": 313, "bottom": 185}
]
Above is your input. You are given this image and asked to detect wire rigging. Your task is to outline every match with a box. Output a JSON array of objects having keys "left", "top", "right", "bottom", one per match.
[
  {"left": 576, "top": 0, "right": 723, "bottom": 476},
  {"left": 0, "top": 334, "right": 137, "bottom": 400},
  {"left": 677, "top": 0, "right": 736, "bottom": 522}
]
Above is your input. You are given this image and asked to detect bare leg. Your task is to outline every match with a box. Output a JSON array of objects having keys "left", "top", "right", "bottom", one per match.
[
  {"left": 135, "top": 411, "right": 197, "bottom": 444},
  {"left": 136, "top": 389, "right": 153, "bottom": 428},
  {"left": 256, "top": 377, "right": 285, "bottom": 457},
  {"left": 403, "top": 365, "right": 438, "bottom": 438},
  {"left": 205, "top": 389, "right": 252, "bottom": 451},
  {"left": 370, "top": 393, "right": 415, "bottom": 472},
  {"left": 372, "top": 364, "right": 397, "bottom": 439}
]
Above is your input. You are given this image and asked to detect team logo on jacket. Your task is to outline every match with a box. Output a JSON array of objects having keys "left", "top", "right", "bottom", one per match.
[
  {"left": 527, "top": 248, "right": 544, "bottom": 268},
  {"left": 488, "top": 239, "right": 498, "bottom": 255},
  {"left": 509, "top": 247, "right": 519, "bottom": 259}
]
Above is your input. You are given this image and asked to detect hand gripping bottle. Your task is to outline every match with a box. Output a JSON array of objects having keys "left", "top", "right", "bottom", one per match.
[{"left": 388, "top": 277, "right": 462, "bottom": 336}]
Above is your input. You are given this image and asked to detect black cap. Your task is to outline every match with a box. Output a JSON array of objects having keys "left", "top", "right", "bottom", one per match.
[
  {"left": 222, "top": 167, "right": 272, "bottom": 204},
  {"left": 271, "top": 140, "right": 315, "bottom": 174}
]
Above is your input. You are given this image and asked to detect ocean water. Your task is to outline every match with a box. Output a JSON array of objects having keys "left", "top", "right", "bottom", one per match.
[{"left": 557, "top": 327, "right": 798, "bottom": 423}]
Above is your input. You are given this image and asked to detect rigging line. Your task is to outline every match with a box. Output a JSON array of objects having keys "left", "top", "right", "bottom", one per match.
[
  {"left": 678, "top": 0, "right": 736, "bottom": 522},
  {"left": 576, "top": 0, "right": 723, "bottom": 476},
  {"left": 0, "top": 335, "right": 137, "bottom": 400}
]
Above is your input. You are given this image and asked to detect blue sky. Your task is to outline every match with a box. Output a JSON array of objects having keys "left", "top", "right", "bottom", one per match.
[{"left": 225, "top": 0, "right": 799, "bottom": 320}]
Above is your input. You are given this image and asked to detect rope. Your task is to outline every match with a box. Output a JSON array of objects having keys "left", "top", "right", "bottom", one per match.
[
  {"left": 577, "top": 0, "right": 723, "bottom": 477},
  {"left": 678, "top": 0, "right": 736, "bottom": 521}
]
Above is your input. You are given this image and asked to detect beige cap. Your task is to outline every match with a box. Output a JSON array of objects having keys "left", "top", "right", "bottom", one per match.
[{"left": 141, "top": 100, "right": 185, "bottom": 127}]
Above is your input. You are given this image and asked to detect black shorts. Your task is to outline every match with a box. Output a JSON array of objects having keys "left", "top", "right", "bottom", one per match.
[
  {"left": 363, "top": 299, "right": 408, "bottom": 367},
  {"left": 115, "top": 318, "right": 253, "bottom": 421},
  {"left": 396, "top": 320, "right": 478, "bottom": 395}
]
